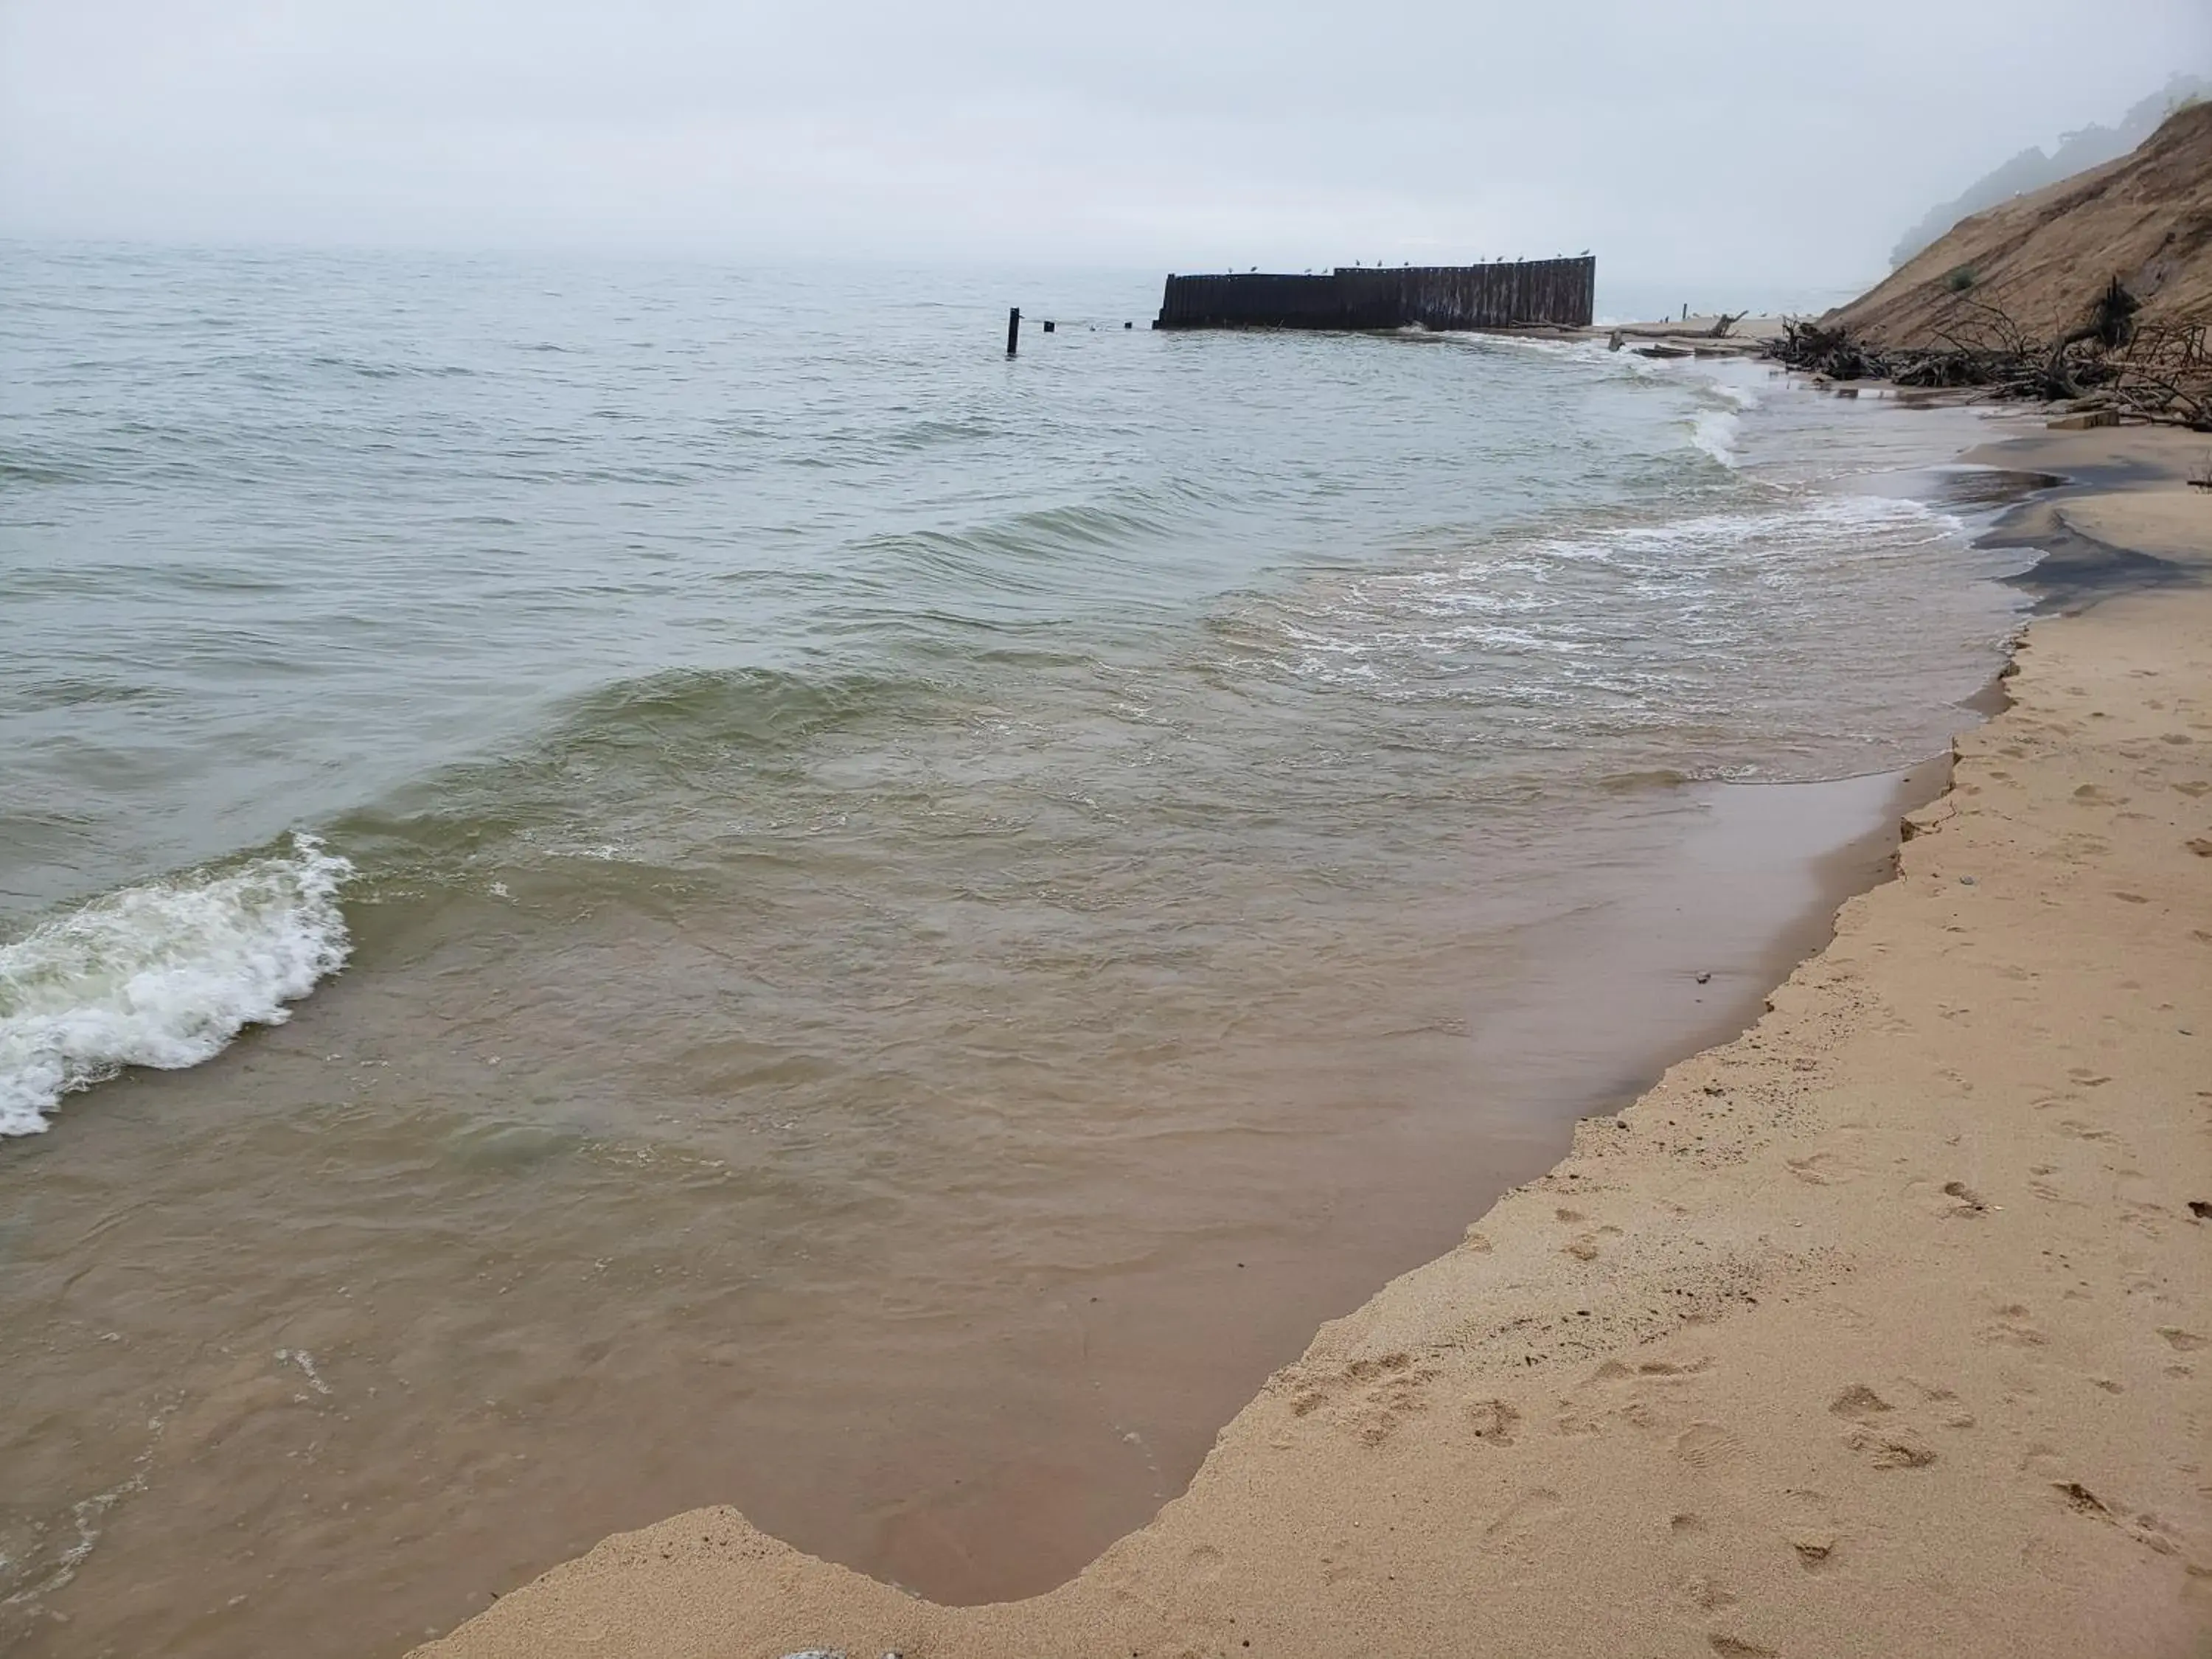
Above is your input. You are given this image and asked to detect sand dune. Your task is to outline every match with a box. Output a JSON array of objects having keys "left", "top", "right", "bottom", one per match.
[
  {"left": 417, "top": 428, "right": 2212, "bottom": 1658},
  {"left": 1829, "top": 101, "right": 2212, "bottom": 348}
]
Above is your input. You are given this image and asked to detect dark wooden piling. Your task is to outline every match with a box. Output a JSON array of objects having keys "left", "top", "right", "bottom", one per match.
[
  {"left": 1006, "top": 307, "right": 1021, "bottom": 355},
  {"left": 1151, "top": 257, "right": 1595, "bottom": 333}
]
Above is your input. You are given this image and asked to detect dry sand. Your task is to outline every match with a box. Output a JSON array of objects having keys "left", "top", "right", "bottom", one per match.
[{"left": 419, "top": 426, "right": 2212, "bottom": 1659}]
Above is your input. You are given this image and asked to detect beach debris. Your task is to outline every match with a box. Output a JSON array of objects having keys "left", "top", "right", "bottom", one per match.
[
  {"left": 275, "top": 1348, "right": 333, "bottom": 1397},
  {"left": 1696, "top": 970, "right": 1712, "bottom": 984},
  {"left": 1766, "top": 296, "right": 2212, "bottom": 429},
  {"left": 2188, "top": 1200, "right": 2211, "bottom": 1220},
  {"left": 779, "top": 1650, "right": 846, "bottom": 1659}
]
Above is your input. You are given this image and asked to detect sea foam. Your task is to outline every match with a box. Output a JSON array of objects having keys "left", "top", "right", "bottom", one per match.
[
  {"left": 0, "top": 835, "right": 352, "bottom": 1135},
  {"left": 1690, "top": 408, "right": 1744, "bottom": 466}
]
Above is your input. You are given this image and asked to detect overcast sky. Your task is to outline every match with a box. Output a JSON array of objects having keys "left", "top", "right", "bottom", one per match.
[{"left": 2, "top": 1, "right": 2206, "bottom": 291}]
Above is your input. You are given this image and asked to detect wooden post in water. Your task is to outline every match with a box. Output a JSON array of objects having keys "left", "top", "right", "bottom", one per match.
[{"left": 1006, "top": 307, "right": 1021, "bottom": 356}]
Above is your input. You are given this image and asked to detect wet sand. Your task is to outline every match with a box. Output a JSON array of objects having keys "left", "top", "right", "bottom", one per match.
[{"left": 416, "top": 427, "right": 2212, "bottom": 1657}]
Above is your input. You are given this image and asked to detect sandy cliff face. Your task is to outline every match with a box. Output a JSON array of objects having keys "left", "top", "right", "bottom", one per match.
[{"left": 1831, "top": 102, "right": 2212, "bottom": 348}]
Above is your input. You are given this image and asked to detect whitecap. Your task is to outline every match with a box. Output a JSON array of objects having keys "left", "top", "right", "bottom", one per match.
[{"left": 0, "top": 835, "right": 354, "bottom": 1135}]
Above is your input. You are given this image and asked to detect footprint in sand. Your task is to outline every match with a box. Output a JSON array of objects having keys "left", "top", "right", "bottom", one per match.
[
  {"left": 1346, "top": 1356, "right": 1436, "bottom": 1446},
  {"left": 2117, "top": 1200, "right": 2171, "bottom": 1239},
  {"left": 1939, "top": 1180, "right": 1989, "bottom": 1217},
  {"left": 1844, "top": 1427, "right": 1938, "bottom": 1469},
  {"left": 1790, "top": 1533, "right": 1838, "bottom": 1569},
  {"left": 1286, "top": 1353, "right": 1439, "bottom": 1446},
  {"left": 1708, "top": 1635, "right": 1781, "bottom": 1658},
  {"left": 1636, "top": 1357, "right": 1714, "bottom": 1380},
  {"left": 2053, "top": 1482, "right": 2185, "bottom": 1557},
  {"left": 1467, "top": 1399, "right": 1521, "bottom": 1445},
  {"left": 1899, "top": 1377, "right": 1977, "bottom": 1430},
  {"left": 1786, "top": 1152, "right": 1851, "bottom": 1186},
  {"left": 1780, "top": 1487, "right": 1845, "bottom": 1571},
  {"left": 2026, "top": 1165, "right": 2086, "bottom": 1206},
  {"left": 2056, "top": 1481, "right": 2110, "bottom": 1517},
  {"left": 1832, "top": 1383, "right": 1938, "bottom": 1466},
  {"left": 1677, "top": 1574, "right": 1739, "bottom": 1613},
  {"left": 1481, "top": 1488, "right": 1565, "bottom": 1562},
  {"left": 2054, "top": 1119, "right": 2117, "bottom": 1144},
  {"left": 1563, "top": 1224, "right": 1621, "bottom": 1262},
  {"left": 1979, "top": 1304, "right": 2048, "bottom": 1349},
  {"left": 1673, "top": 1422, "right": 1743, "bottom": 1472},
  {"left": 1826, "top": 1384, "right": 1893, "bottom": 1420},
  {"left": 1182, "top": 1542, "right": 1225, "bottom": 1585}
]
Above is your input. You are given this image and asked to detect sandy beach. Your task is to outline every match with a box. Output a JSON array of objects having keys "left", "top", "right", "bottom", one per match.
[{"left": 416, "top": 419, "right": 2212, "bottom": 1658}]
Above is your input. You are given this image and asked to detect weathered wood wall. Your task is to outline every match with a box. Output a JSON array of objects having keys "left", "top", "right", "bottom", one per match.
[{"left": 1153, "top": 257, "right": 1596, "bottom": 332}]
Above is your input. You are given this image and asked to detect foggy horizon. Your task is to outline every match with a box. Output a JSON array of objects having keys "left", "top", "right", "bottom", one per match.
[{"left": 3, "top": 1, "right": 2208, "bottom": 292}]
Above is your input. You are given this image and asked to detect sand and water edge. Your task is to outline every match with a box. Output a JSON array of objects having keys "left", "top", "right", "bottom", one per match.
[{"left": 414, "top": 419, "right": 2212, "bottom": 1659}]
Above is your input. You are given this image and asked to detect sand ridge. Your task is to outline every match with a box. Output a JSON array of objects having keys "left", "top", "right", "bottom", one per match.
[{"left": 419, "top": 446, "right": 2212, "bottom": 1659}]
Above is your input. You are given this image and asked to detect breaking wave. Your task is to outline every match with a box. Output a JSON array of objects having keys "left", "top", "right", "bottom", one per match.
[{"left": 0, "top": 835, "right": 353, "bottom": 1135}]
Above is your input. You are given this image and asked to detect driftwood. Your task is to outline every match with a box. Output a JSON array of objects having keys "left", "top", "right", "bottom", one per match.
[
  {"left": 1708, "top": 310, "right": 1747, "bottom": 339},
  {"left": 1766, "top": 282, "right": 2212, "bottom": 431}
]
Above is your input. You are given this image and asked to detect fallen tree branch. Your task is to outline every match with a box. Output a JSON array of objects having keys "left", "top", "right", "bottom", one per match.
[{"left": 1766, "top": 284, "right": 2212, "bottom": 430}]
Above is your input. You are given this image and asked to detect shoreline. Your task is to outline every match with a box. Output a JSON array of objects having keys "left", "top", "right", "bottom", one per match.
[
  {"left": 1, "top": 330, "right": 2041, "bottom": 1659},
  {"left": 415, "top": 420, "right": 2211, "bottom": 1657}
]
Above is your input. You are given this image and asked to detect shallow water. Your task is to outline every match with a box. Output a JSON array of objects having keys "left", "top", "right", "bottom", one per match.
[{"left": 0, "top": 246, "right": 2032, "bottom": 1655}]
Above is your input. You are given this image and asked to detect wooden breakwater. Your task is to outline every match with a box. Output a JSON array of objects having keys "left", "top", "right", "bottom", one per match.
[{"left": 1152, "top": 257, "right": 1596, "bottom": 332}]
